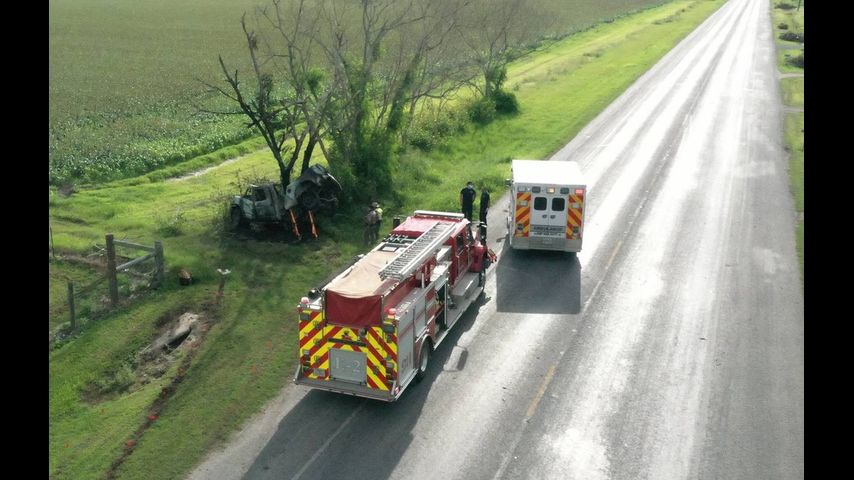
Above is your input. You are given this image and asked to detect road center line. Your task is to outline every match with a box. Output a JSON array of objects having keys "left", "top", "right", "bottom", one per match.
[
  {"left": 491, "top": 140, "right": 676, "bottom": 480},
  {"left": 290, "top": 401, "right": 366, "bottom": 480},
  {"left": 526, "top": 365, "right": 557, "bottom": 419}
]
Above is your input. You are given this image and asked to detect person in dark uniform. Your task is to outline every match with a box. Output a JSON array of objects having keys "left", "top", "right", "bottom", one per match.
[
  {"left": 479, "top": 187, "right": 490, "bottom": 225},
  {"left": 460, "top": 181, "right": 476, "bottom": 221}
]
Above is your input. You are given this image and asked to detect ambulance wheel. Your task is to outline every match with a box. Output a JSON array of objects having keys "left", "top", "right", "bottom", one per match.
[{"left": 415, "top": 341, "right": 432, "bottom": 382}]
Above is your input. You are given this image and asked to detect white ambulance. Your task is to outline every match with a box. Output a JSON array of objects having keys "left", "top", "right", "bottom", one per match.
[{"left": 506, "top": 159, "right": 587, "bottom": 252}]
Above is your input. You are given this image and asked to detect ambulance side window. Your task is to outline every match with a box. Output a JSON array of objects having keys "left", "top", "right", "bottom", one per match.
[
  {"left": 552, "top": 198, "right": 565, "bottom": 211},
  {"left": 533, "top": 197, "right": 547, "bottom": 210}
]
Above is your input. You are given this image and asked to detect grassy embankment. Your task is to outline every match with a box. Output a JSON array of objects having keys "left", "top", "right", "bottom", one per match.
[
  {"left": 771, "top": 1, "right": 804, "bottom": 280},
  {"left": 48, "top": 1, "right": 725, "bottom": 478}
]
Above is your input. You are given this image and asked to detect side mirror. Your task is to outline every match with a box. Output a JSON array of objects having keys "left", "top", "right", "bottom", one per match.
[{"left": 504, "top": 178, "right": 512, "bottom": 187}]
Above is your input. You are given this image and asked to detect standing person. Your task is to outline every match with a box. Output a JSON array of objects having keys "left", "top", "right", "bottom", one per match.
[
  {"left": 479, "top": 187, "right": 490, "bottom": 225},
  {"left": 460, "top": 181, "right": 476, "bottom": 222},
  {"left": 371, "top": 201, "right": 383, "bottom": 241},
  {"left": 364, "top": 203, "right": 380, "bottom": 245}
]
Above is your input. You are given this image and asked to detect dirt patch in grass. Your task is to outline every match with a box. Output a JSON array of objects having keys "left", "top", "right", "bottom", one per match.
[
  {"left": 103, "top": 306, "right": 218, "bottom": 479},
  {"left": 81, "top": 309, "right": 213, "bottom": 406}
]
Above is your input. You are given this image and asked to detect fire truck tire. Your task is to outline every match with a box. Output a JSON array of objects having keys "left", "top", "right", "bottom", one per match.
[{"left": 415, "top": 340, "right": 432, "bottom": 383}]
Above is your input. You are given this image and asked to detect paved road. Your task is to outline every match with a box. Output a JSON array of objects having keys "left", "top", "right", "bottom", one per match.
[{"left": 189, "top": 0, "right": 803, "bottom": 478}]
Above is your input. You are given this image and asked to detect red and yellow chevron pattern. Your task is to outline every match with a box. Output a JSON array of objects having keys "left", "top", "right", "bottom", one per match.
[
  {"left": 514, "top": 192, "right": 531, "bottom": 237},
  {"left": 566, "top": 192, "right": 584, "bottom": 239},
  {"left": 298, "top": 307, "right": 398, "bottom": 391}
]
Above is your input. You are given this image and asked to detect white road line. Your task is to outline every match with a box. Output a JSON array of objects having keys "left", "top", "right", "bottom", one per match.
[{"left": 290, "top": 401, "right": 366, "bottom": 480}]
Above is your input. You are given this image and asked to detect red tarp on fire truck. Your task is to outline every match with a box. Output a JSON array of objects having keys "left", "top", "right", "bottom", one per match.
[{"left": 324, "top": 249, "right": 396, "bottom": 328}]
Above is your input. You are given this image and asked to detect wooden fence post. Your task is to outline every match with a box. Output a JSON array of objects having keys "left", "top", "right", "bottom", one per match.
[
  {"left": 67, "top": 281, "right": 76, "bottom": 330},
  {"left": 106, "top": 234, "right": 119, "bottom": 307},
  {"left": 50, "top": 226, "right": 56, "bottom": 259},
  {"left": 153, "top": 240, "right": 164, "bottom": 288}
]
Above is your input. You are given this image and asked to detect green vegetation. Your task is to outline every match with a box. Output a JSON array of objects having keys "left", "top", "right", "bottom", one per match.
[
  {"left": 785, "top": 113, "right": 804, "bottom": 276},
  {"left": 50, "top": 0, "right": 668, "bottom": 187},
  {"left": 772, "top": 1, "right": 804, "bottom": 73},
  {"left": 772, "top": 1, "right": 804, "bottom": 280},
  {"left": 49, "top": 260, "right": 103, "bottom": 331},
  {"left": 49, "top": 1, "right": 725, "bottom": 478},
  {"left": 49, "top": 0, "right": 267, "bottom": 186},
  {"left": 781, "top": 77, "right": 804, "bottom": 107}
]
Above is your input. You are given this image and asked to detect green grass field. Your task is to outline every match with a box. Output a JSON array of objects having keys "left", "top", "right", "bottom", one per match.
[
  {"left": 49, "top": 0, "right": 268, "bottom": 186},
  {"left": 49, "top": 260, "right": 104, "bottom": 331},
  {"left": 49, "top": 1, "right": 725, "bottom": 478},
  {"left": 781, "top": 77, "right": 804, "bottom": 107},
  {"left": 785, "top": 112, "right": 804, "bottom": 277},
  {"left": 771, "top": 0, "right": 804, "bottom": 280}
]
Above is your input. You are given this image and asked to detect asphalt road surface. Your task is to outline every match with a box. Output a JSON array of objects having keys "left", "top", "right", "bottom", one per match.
[{"left": 189, "top": 0, "right": 804, "bottom": 478}]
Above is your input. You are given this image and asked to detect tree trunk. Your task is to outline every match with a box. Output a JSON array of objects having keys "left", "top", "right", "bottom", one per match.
[
  {"left": 301, "top": 135, "right": 317, "bottom": 174},
  {"left": 272, "top": 149, "right": 291, "bottom": 191}
]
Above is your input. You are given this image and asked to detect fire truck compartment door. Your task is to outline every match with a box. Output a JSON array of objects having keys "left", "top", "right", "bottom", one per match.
[
  {"left": 329, "top": 348, "right": 366, "bottom": 384},
  {"left": 398, "top": 325, "right": 415, "bottom": 381}
]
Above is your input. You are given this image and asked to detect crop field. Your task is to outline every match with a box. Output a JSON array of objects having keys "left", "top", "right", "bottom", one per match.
[
  {"left": 49, "top": 0, "right": 725, "bottom": 478},
  {"left": 49, "top": 0, "right": 667, "bottom": 187},
  {"left": 49, "top": 0, "right": 267, "bottom": 186}
]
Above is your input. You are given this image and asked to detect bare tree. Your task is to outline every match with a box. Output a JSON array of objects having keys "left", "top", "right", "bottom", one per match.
[
  {"left": 455, "top": 0, "right": 547, "bottom": 99},
  {"left": 259, "top": 0, "right": 334, "bottom": 175},
  {"left": 380, "top": 0, "right": 478, "bottom": 135},
  {"left": 313, "top": 0, "right": 432, "bottom": 198},
  {"left": 201, "top": 14, "right": 307, "bottom": 189},
  {"left": 204, "top": 0, "right": 534, "bottom": 200}
]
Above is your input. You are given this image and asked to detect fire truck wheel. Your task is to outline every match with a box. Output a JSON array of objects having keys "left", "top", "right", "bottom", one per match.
[{"left": 415, "top": 341, "right": 432, "bottom": 383}]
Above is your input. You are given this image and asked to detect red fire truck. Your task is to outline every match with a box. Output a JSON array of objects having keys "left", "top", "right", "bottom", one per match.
[{"left": 294, "top": 210, "right": 496, "bottom": 401}]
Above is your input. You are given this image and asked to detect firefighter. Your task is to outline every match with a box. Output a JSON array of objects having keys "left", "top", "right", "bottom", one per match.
[{"left": 460, "top": 181, "right": 476, "bottom": 221}]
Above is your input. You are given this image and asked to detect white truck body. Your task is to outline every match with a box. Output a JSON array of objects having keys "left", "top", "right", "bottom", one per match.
[{"left": 507, "top": 159, "right": 587, "bottom": 252}]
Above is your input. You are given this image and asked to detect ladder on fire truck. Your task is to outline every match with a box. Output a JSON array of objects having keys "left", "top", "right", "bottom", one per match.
[{"left": 379, "top": 221, "right": 456, "bottom": 281}]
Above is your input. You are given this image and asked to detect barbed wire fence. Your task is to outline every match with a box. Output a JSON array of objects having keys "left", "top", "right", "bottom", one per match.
[{"left": 52, "top": 232, "right": 165, "bottom": 333}]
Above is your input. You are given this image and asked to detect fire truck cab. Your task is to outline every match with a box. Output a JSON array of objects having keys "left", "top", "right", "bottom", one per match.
[
  {"left": 294, "top": 210, "right": 495, "bottom": 401},
  {"left": 506, "top": 159, "right": 587, "bottom": 252}
]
